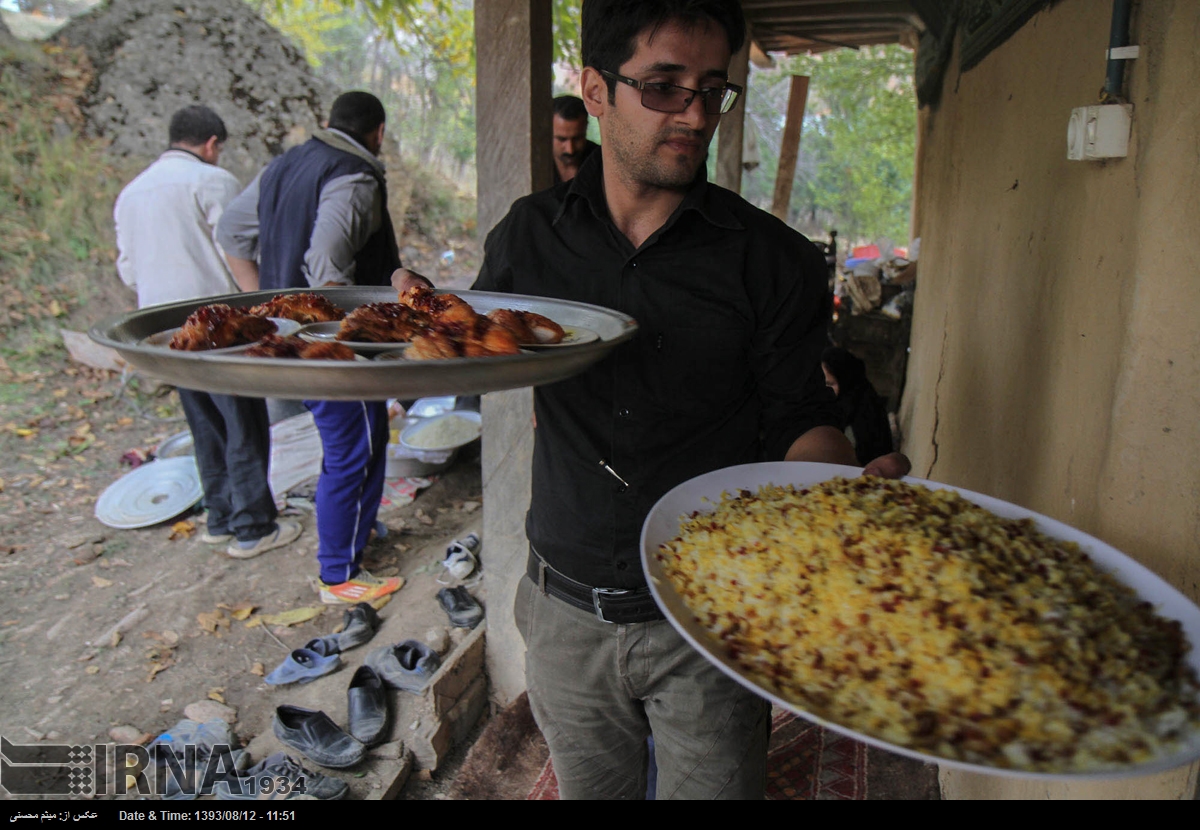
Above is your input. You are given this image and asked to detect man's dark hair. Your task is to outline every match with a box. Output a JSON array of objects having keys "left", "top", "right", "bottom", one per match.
[
  {"left": 581, "top": 0, "right": 745, "bottom": 100},
  {"left": 328, "top": 91, "right": 387, "bottom": 145},
  {"left": 553, "top": 95, "right": 588, "bottom": 122},
  {"left": 168, "top": 106, "right": 227, "bottom": 146}
]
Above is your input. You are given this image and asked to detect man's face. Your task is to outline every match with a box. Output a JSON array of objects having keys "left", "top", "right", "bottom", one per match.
[
  {"left": 552, "top": 114, "right": 589, "bottom": 169},
  {"left": 591, "top": 18, "right": 731, "bottom": 190}
]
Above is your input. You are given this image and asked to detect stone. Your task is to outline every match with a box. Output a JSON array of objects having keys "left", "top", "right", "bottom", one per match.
[
  {"left": 423, "top": 627, "right": 450, "bottom": 655},
  {"left": 108, "top": 725, "right": 151, "bottom": 745},
  {"left": 183, "top": 699, "right": 237, "bottom": 725}
]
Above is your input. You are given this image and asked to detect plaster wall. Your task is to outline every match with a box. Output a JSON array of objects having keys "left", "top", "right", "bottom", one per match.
[{"left": 900, "top": 0, "right": 1200, "bottom": 798}]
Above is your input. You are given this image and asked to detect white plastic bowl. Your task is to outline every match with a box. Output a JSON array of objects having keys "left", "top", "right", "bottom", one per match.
[{"left": 399, "top": 411, "right": 482, "bottom": 452}]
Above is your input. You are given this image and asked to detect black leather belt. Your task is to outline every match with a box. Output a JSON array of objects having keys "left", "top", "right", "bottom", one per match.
[{"left": 527, "top": 549, "right": 664, "bottom": 624}]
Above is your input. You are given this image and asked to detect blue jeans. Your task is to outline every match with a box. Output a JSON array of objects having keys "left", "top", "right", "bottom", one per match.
[
  {"left": 305, "top": 400, "right": 389, "bottom": 585},
  {"left": 177, "top": 389, "right": 276, "bottom": 543}
]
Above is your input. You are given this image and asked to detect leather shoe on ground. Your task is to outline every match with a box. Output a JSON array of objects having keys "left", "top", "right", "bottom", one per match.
[
  {"left": 216, "top": 752, "right": 347, "bottom": 800},
  {"left": 334, "top": 602, "right": 382, "bottom": 652},
  {"left": 346, "top": 665, "right": 389, "bottom": 746},
  {"left": 436, "top": 586, "right": 484, "bottom": 628},
  {"left": 272, "top": 705, "right": 364, "bottom": 769},
  {"left": 364, "top": 640, "right": 440, "bottom": 693}
]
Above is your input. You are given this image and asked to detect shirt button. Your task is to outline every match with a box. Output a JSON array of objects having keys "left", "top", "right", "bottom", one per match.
[
  {"left": 618, "top": 408, "right": 631, "bottom": 418},
  {"left": 615, "top": 484, "right": 627, "bottom": 493},
  {"left": 616, "top": 562, "right": 628, "bottom": 571},
  {"left": 630, "top": 261, "right": 638, "bottom": 268}
]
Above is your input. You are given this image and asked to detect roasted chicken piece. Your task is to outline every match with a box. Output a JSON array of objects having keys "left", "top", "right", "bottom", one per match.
[
  {"left": 407, "top": 316, "right": 522, "bottom": 360},
  {"left": 337, "top": 302, "right": 432, "bottom": 343},
  {"left": 486, "top": 308, "right": 566, "bottom": 345},
  {"left": 247, "top": 292, "right": 346, "bottom": 324},
  {"left": 243, "top": 335, "right": 356, "bottom": 360},
  {"left": 398, "top": 285, "right": 478, "bottom": 326},
  {"left": 169, "top": 304, "right": 276, "bottom": 351}
]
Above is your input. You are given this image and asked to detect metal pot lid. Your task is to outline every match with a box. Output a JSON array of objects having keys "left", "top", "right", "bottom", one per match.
[
  {"left": 156, "top": 430, "right": 194, "bottom": 458},
  {"left": 94, "top": 457, "right": 203, "bottom": 529}
]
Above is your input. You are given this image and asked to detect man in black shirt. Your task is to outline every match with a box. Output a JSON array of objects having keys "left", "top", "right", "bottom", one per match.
[
  {"left": 551, "top": 94, "right": 598, "bottom": 183},
  {"left": 395, "top": 0, "right": 909, "bottom": 799}
]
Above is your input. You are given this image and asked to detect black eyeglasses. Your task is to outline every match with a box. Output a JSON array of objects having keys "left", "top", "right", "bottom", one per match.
[{"left": 601, "top": 71, "right": 742, "bottom": 115}]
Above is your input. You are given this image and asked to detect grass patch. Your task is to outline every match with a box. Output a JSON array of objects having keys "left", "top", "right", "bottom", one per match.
[{"left": 0, "top": 41, "right": 136, "bottom": 350}]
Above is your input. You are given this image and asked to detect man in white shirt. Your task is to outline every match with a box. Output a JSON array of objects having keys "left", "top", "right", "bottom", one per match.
[{"left": 114, "top": 106, "right": 301, "bottom": 558}]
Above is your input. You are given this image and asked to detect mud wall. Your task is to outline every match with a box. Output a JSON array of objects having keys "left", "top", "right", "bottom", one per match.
[
  {"left": 901, "top": 0, "right": 1200, "bottom": 799},
  {"left": 58, "top": 0, "right": 334, "bottom": 185}
]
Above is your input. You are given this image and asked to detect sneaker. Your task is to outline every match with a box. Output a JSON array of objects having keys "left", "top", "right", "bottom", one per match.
[
  {"left": 216, "top": 752, "right": 347, "bottom": 801},
  {"left": 437, "top": 532, "right": 481, "bottom": 584},
  {"left": 201, "top": 531, "right": 234, "bottom": 544},
  {"left": 226, "top": 519, "right": 303, "bottom": 560},
  {"left": 317, "top": 570, "right": 404, "bottom": 605}
]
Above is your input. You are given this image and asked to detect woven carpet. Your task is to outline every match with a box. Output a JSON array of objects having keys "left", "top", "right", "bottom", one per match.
[{"left": 527, "top": 708, "right": 869, "bottom": 800}]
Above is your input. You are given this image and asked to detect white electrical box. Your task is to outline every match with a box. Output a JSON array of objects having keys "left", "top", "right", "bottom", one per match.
[{"left": 1067, "top": 103, "right": 1132, "bottom": 160}]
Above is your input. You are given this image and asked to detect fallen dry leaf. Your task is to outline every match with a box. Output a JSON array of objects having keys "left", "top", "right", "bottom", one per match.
[
  {"left": 197, "top": 610, "right": 229, "bottom": 634},
  {"left": 218, "top": 602, "right": 256, "bottom": 621},
  {"left": 91, "top": 575, "right": 113, "bottom": 588},
  {"left": 258, "top": 606, "right": 324, "bottom": 627},
  {"left": 250, "top": 662, "right": 265, "bottom": 677},
  {"left": 109, "top": 632, "right": 121, "bottom": 648},
  {"left": 84, "top": 665, "right": 100, "bottom": 675},
  {"left": 207, "top": 688, "right": 225, "bottom": 703},
  {"left": 168, "top": 520, "right": 196, "bottom": 541},
  {"left": 243, "top": 616, "right": 262, "bottom": 629},
  {"left": 369, "top": 591, "right": 396, "bottom": 611}
]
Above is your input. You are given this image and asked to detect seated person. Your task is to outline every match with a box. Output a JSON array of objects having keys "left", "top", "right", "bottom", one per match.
[{"left": 821, "top": 346, "right": 895, "bottom": 466}]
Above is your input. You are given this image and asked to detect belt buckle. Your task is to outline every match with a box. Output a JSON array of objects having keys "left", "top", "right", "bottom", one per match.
[{"left": 592, "top": 587, "right": 631, "bottom": 624}]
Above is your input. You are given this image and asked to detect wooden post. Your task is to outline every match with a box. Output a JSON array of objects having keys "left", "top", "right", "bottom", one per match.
[
  {"left": 473, "top": 0, "right": 552, "bottom": 708},
  {"left": 771, "top": 75, "right": 810, "bottom": 221},
  {"left": 715, "top": 26, "right": 751, "bottom": 193},
  {"left": 474, "top": 0, "right": 553, "bottom": 238}
]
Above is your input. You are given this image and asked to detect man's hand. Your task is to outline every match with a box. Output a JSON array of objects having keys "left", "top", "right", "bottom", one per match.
[
  {"left": 225, "top": 254, "right": 259, "bottom": 292},
  {"left": 391, "top": 268, "right": 433, "bottom": 295},
  {"left": 862, "top": 452, "right": 911, "bottom": 479}
]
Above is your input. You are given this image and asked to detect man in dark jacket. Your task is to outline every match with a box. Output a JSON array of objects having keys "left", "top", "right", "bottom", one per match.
[{"left": 217, "top": 91, "right": 403, "bottom": 605}]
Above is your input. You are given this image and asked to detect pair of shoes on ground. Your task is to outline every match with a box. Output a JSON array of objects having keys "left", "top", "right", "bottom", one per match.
[
  {"left": 265, "top": 603, "right": 382, "bottom": 686},
  {"left": 436, "top": 586, "right": 484, "bottom": 629},
  {"left": 216, "top": 751, "right": 347, "bottom": 801},
  {"left": 272, "top": 666, "right": 390, "bottom": 769},
  {"left": 437, "top": 532, "right": 481, "bottom": 585},
  {"left": 317, "top": 568, "right": 404, "bottom": 605},
  {"left": 220, "top": 519, "right": 303, "bottom": 560},
  {"left": 364, "top": 640, "right": 441, "bottom": 693}
]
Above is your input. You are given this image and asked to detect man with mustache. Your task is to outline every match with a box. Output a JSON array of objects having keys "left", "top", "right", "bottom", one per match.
[
  {"left": 395, "top": 0, "right": 910, "bottom": 799},
  {"left": 551, "top": 95, "right": 598, "bottom": 183}
]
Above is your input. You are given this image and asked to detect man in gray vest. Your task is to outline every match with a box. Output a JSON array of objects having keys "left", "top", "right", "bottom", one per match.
[{"left": 217, "top": 91, "right": 403, "bottom": 605}]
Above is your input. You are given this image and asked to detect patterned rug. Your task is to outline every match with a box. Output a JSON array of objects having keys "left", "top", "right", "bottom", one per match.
[{"left": 527, "top": 709, "right": 870, "bottom": 800}]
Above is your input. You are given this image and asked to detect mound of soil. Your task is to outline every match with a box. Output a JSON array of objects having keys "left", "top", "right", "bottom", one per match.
[{"left": 58, "top": 0, "right": 334, "bottom": 184}]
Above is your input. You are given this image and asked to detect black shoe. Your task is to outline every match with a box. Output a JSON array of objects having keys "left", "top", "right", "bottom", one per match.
[
  {"left": 334, "top": 602, "right": 382, "bottom": 651},
  {"left": 346, "top": 665, "right": 390, "bottom": 747},
  {"left": 272, "top": 705, "right": 365, "bottom": 770},
  {"left": 436, "top": 586, "right": 484, "bottom": 629}
]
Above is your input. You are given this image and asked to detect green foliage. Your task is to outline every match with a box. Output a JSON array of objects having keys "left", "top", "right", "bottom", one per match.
[{"left": 741, "top": 45, "right": 916, "bottom": 247}]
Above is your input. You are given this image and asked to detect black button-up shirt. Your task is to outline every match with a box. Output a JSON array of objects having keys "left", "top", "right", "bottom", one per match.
[{"left": 473, "top": 153, "right": 840, "bottom": 590}]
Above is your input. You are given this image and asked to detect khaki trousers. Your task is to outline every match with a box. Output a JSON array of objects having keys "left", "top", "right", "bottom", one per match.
[{"left": 515, "top": 575, "right": 770, "bottom": 799}]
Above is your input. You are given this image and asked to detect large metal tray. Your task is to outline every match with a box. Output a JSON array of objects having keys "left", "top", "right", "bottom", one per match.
[
  {"left": 89, "top": 287, "right": 638, "bottom": 400},
  {"left": 641, "top": 461, "right": 1200, "bottom": 780}
]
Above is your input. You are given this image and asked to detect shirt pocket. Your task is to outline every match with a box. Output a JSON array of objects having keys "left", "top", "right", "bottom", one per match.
[{"left": 645, "top": 326, "right": 750, "bottom": 415}]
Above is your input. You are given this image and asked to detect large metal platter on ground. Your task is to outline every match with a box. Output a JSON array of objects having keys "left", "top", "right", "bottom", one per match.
[
  {"left": 89, "top": 287, "right": 638, "bottom": 400},
  {"left": 640, "top": 461, "right": 1200, "bottom": 780}
]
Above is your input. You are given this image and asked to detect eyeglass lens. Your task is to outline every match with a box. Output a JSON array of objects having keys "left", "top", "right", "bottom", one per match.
[{"left": 642, "top": 84, "right": 736, "bottom": 115}]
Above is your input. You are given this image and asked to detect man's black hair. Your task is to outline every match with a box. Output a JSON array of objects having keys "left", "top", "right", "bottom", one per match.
[
  {"left": 581, "top": 0, "right": 745, "bottom": 100},
  {"left": 328, "top": 91, "right": 387, "bottom": 146},
  {"left": 553, "top": 95, "right": 588, "bottom": 122},
  {"left": 168, "top": 105, "right": 227, "bottom": 146}
]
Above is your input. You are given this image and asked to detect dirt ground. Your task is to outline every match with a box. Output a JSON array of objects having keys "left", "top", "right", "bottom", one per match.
[{"left": 0, "top": 350, "right": 486, "bottom": 800}]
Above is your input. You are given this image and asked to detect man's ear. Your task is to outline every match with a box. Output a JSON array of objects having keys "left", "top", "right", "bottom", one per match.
[
  {"left": 201, "top": 135, "right": 222, "bottom": 164},
  {"left": 580, "top": 67, "right": 608, "bottom": 118}
]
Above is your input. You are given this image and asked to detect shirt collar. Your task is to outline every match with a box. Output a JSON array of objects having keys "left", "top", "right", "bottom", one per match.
[
  {"left": 315, "top": 128, "right": 387, "bottom": 177},
  {"left": 554, "top": 150, "right": 743, "bottom": 233},
  {"left": 161, "top": 147, "right": 209, "bottom": 164}
]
